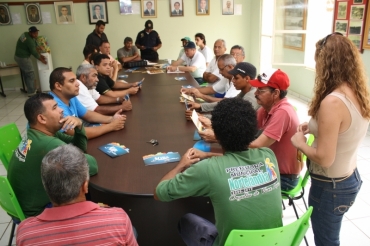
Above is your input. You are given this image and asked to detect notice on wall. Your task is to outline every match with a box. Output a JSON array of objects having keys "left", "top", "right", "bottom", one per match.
[
  {"left": 235, "top": 4, "right": 242, "bottom": 15},
  {"left": 131, "top": 2, "right": 140, "bottom": 15},
  {"left": 42, "top": 12, "right": 52, "bottom": 24},
  {"left": 11, "top": 13, "right": 21, "bottom": 24}
]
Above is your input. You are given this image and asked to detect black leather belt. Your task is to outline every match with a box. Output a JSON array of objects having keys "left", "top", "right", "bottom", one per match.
[
  {"left": 280, "top": 174, "right": 300, "bottom": 179},
  {"left": 310, "top": 172, "right": 350, "bottom": 182}
]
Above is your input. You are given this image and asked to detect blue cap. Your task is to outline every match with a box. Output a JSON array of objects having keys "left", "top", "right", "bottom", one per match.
[{"left": 184, "top": 41, "right": 196, "bottom": 49}]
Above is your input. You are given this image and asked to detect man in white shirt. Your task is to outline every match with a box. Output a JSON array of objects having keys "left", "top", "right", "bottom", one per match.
[
  {"left": 203, "top": 39, "right": 227, "bottom": 84},
  {"left": 167, "top": 41, "right": 206, "bottom": 84},
  {"left": 76, "top": 64, "right": 132, "bottom": 116},
  {"left": 195, "top": 33, "right": 213, "bottom": 66}
]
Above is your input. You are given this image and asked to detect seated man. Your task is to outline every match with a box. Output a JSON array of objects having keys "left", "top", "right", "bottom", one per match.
[
  {"left": 167, "top": 41, "right": 206, "bottom": 84},
  {"left": 94, "top": 54, "right": 140, "bottom": 98},
  {"left": 49, "top": 67, "right": 126, "bottom": 139},
  {"left": 82, "top": 44, "right": 97, "bottom": 65},
  {"left": 76, "top": 64, "right": 132, "bottom": 115},
  {"left": 100, "top": 40, "right": 122, "bottom": 72},
  {"left": 16, "top": 145, "right": 138, "bottom": 246},
  {"left": 199, "top": 68, "right": 302, "bottom": 191},
  {"left": 186, "top": 62, "right": 259, "bottom": 119},
  {"left": 117, "top": 37, "right": 141, "bottom": 64},
  {"left": 181, "top": 54, "right": 240, "bottom": 104},
  {"left": 155, "top": 98, "right": 283, "bottom": 246},
  {"left": 230, "top": 45, "right": 245, "bottom": 63},
  {"left": 202, "top": 39, "right": 227, "bottom": 84},
  {"left": 7, "top": 93, "right": 97, "bottom": 218},
  {"left": 177, "top": 36, "right": 191, "bottom": 61}
]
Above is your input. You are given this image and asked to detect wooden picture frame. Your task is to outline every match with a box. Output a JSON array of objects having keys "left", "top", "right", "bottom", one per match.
[
  {"left": 88, "top": 1, "right": 108, "bottom": 24},
  {"left": 196, "top": 0, "right": 210, "bottom": 16},
  {"left": 54, "top": 1, "right": 75, "bottom": 24},
  {"left": 120, "top": 0, "right": 133, "bottom": 15},
  {"left": 25, "top": 3, "right": 42, "bottom": 25},
  {"left": 283, "top": 0, "right": 307, "bottom": 51},
  {"left": 170, "top": 0, "right": 184, "bottom": 17},
  {"left": 222, "top": 0, "right": 234, "bottom": 15},
  {"left": 0, "top": 3, "right": 12, "bottom": 26},
  {"left": 141, "top": 0, "right": 157, "bottom": 18},
  {"left": 362, "top": 1, "right": 370, "bottom": 49}
]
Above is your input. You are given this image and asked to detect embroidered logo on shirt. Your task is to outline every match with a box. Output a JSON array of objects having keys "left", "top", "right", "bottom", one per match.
[
  {"left": 20, "top": 33, "right": 27, "bottom": 42},
  {"left": 226, "top": 158, "right": 279, "bottom": 202},
  {"left": 141, "top": 33, "right": 144, "bottom": 38},
  {"left": 15, "top": 134, "right": 32, "bottom": 162}
]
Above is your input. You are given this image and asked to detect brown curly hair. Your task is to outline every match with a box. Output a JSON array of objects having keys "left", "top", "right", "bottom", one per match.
[{"left": 308, "top": 34, "right": 370, "bottom": 119}]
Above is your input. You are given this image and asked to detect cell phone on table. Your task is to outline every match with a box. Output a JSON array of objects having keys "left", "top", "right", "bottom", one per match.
[
  {"left": 124, "top": 94, "right": 130, "bottom": 101},
  {"left": 185, "top": 99, "right": 190, "bottom": 110},
  {"left": 137, "top": 78, "right": 145, "bottom": 86}
]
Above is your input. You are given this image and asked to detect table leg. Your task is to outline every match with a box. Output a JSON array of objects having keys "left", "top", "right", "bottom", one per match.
[
  {"left": 0, "top": 77, "right": 6, "bottom": 97},
  {"left": 19, "top": 70, "right": 27, "bottom": 94}
]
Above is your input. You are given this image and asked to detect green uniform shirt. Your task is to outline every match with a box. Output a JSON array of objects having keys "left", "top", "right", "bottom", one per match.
[
  {"left": 14, "top": 32, "right": 40, "bottom": 59},
  {"left": 7, "top": 127, "right": 98, "bottom": 218},
  {"left": 156, "top": 148, "right": 283, "bottom": 246}
]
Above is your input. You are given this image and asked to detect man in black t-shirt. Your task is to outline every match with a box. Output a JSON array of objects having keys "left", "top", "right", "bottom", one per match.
[{"left": 135, "top": 20, "right": 162, "bottom": 61}]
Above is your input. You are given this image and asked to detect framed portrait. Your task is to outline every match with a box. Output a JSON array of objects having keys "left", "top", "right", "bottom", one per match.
[
  {"left": 196, "top": 0, "right": 210, "bottom": 16},
  {"left": 283, "top": 0, "right": 307, "bottom": 51},
  {"left": 350, "top": 5, "right": 365, "bottom": 20},
  {"left": 337, "top": 2, "right": 347, "bottom": 19},
  {"left": 334, "top": 20, "right": 348, "bottom": 35},
  {"left": 170, "top": 0, "right": 184, "bottom": 17},
  {"left": 362, "top": 1, "right": 370, "bottom": 49},
  {"left": 54, "top": 1, "right": 75, "bottom": 24},
  {"left": 25, "top": 3, "right": 42, "bottom": 25},
  {"left": 354, "top": 0, "right": 364, "bottom": 4},
  {"left": 141, "top": 0, "right": 157, "bottom": 18},
  {"left": 0, "top": 4, "right": 12, "bottom": 26},
  {"left": 222, "top": 0, "right": 234, "bottom": 15},
  {"left": 120, "top": 0, "right": 133, "bottom": 15},
  {"left": 88, "top": 1, "right": 108, "bottom": 24}
]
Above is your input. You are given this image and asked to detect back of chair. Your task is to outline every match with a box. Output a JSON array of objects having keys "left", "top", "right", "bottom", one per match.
[
  {"left": 224, "top": 207, "right": 313, "bottom": 246},
  {"left": 0, "top": 123, "right": 21, "bottom": 170},
  {"left": 0, "top": 176, "right": 25, "bottom": 221}
]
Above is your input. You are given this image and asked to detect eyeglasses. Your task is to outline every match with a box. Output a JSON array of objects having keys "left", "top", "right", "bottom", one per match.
[
  {"left": 320, "top": 32, "right": 343, "bottom": 48},
  {"left": 255, "top": 88, "right": 271, "bottom": 94},
  {"left": 231, "top": 53, "right": 242, "bottom": 57},
  {"left": 219, "top": 65, "right": 228, "bottom": 71}
]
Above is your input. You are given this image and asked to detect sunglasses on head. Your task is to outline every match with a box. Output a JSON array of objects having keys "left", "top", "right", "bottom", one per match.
[{"left": 320, "top": 32, "right": 343, "bottom": 48}]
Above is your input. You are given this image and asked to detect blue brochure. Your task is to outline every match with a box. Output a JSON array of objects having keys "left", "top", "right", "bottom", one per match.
[
  {"left": 193, "top": 130, "right": 202, "bottom": 141},
  {"left": 99, "top": 143, "right": 129, "bottom": 158},
  {"left": 143, "top": 152, "right": 181, "bottom": 166},
  {"left": 193, "top": 140, "right": 211, "bottom": 152}
]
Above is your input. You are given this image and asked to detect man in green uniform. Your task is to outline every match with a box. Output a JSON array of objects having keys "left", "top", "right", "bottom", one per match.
[
  {"left": 14, "top": 26, "right": 47, "bottom": 96},
  {"left": 155, "top": 98, "right": 283, "bottom": 246},
  {"left": 7, "top": 93, "right": 98, "bottom": 218}
]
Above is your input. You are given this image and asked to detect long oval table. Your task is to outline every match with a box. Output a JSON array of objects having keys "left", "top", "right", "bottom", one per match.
[{"left": 87, "top": 68, "right": 215, "bottom": 246}]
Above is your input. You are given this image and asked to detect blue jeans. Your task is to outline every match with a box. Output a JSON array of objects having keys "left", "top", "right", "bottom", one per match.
[
  {"left": 309, "top": 168, "right": 362, "bottom": 246},
  {"left": 280, "top": 175, "right": 299, "bottom": 191},
  {"left": 178, "top": 213, "right": 218, "bottom": 246},
  {"left": 14, "top": 56, "right": 35, "bottom": 94}
]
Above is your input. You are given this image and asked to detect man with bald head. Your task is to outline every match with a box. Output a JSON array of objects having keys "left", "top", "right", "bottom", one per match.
[{"left": 203, "top": 39, "right": 227, "bottom": 84}]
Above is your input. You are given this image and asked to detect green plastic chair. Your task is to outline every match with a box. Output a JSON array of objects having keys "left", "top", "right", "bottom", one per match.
[
  {"left": 224, "top": 206, "right": 313, "bottom": 246},
  {"left": 0, "top": 176, "right": 26, "bottom": 246},
  {"left": 0, "top": 123, "right": 22, "bottom": 170}
]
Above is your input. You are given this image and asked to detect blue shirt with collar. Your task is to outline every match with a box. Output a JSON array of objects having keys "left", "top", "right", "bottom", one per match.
[{"left": 49, "top": 92, "right": 87, "bottom": 118}]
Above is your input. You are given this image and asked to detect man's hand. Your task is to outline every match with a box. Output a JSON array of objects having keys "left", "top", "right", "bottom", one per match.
[
  {"left": 121, "top": 100, "right": 132, "bottom": 111},
  {"left": 112, "top": 109, "right": 126, "bottom": 120},
  {"left": 188, "top": 101, "right": 201, "bottom": 110},
  {"left": 185, "top": 110, "right": 192, "bottom": 121},
  {"left": 176, "top": 148, "right": 200, "bottom": 172},
  {"left": 291, "top": 131, "right": 307, "bottom": 150},
  {"left": 111, "top": 60, "right": 118, "bottom": 70},
  {"left": 199, "top": 129, "right": 217, "bottom": 143},
  {"left": 59, "top": 116, "right": 82, "bottom": 131},
  {"left": 297, "top": 122, "right": 310, "bottom": 134},
  {"left": 139, "top": 45, "right": 146, "bottom": 50},
  {"left": 167, "top": 66, "right": 177, "bottom": 72},
  {"left": 199, "top": 116, "right": 212, "bottom": 128},
  {"left": 39, "top": 55, "right": 47, "bottom": 64},
  {"left": 127, "top": 86, "right": 139, "bottom": 95},
  {"left": 152, "top": 46, "right": 159, "bottom": 51},
  {"left": 108, "top": 116, "right": 125, "bottom": 131},
  {"left": 188, "top": 148, "right": 208, "bottom": 160}
]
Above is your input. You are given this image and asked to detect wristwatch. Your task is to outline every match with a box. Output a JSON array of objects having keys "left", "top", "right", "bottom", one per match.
[{"left": 116, "top": 97, "right": 120, "bottom": 104}]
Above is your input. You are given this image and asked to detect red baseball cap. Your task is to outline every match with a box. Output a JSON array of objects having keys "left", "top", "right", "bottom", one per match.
[{"left": 249, "top": 68, "right": 290, "bottom": 90}]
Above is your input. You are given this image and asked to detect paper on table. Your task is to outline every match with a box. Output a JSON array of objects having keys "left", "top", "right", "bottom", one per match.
[
  {"left": 191, "top": 110, "right": 203, "bottom": 132},
  {"left": 167, "top": 70, "right": 185, "bottom": 74},
  {"left": 181, "top": 92, "right": 195, "bottom": 102}
]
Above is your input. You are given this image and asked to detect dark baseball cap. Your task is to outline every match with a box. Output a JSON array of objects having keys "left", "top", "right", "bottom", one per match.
[
  {"left": 29, "top": 26, "right": 39, "bottom": 32},
  {"left": 184, "top": 41, "right": 196, "bottom": 49},
  {"left": 228, "top": 62, "right": 257, "bottom": 79},
  {"left": 145, "top": 20, "right": 153, "bottom": 29}
]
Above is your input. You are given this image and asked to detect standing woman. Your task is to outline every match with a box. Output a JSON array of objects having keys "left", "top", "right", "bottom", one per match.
[{"left": 291, "top": 33, "right": 370, "bottom": 246}]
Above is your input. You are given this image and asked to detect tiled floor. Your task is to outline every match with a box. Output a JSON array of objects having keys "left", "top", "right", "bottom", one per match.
[{"left": 1, "top": 90, "right": 370, "bottom": 245}]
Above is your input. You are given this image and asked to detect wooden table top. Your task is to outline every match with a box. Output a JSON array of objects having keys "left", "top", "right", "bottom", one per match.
[{"left": 88, "top": 68, "right": 200, "bottom": 195}]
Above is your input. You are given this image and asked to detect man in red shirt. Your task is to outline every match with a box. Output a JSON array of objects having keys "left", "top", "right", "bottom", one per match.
[
  {"left": 16, "top": 145, "right": 138, "bottom": 246},
  {"left": 248, "top": 68, "right": 302, "bottom": 190}
]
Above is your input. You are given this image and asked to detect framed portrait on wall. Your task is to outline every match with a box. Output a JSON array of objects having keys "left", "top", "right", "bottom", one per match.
[
  {"left": 222, "top": 0, "right": 234, "bottom": 15},
  {"left": 54, "top": 1, "right": 75, "bottom": 24},
  {"left": 170, "top": 0, "right": 184, "bottom": 17},
  {"left": 88, "top": 1, "right": 108, "bottom": 24},
  {"left": 120, "top": 0, "right": 133, "bottom": 15},
  {"left": 283, "top": 0, "right": 307, "bottom": 51},
  {"left": 141, "top": 0, "right": 157, "bottom": 18},
  {"left": 0, "top": 4, "right": 12, "bottom": 26},
  {"left": 25, "top": 3, "right": 42, "bottom": 25},
  {"left": 196, "top": 0, "right": 210, "bottom": 15}
]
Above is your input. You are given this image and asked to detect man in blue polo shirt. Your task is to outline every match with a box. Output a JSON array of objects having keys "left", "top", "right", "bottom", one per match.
[{"left": 49, "top": 67, "right": 126, "bottom": 139}]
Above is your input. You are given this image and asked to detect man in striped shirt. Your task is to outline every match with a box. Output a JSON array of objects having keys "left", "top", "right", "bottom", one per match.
[{"left": 16, "top": 145, "right": 138, "bottom": 246}]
